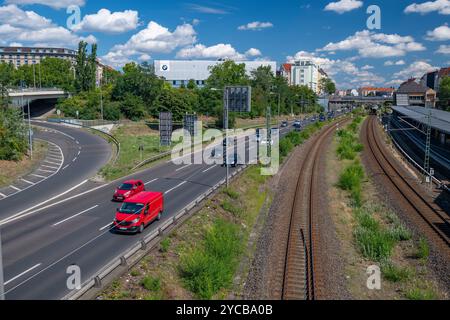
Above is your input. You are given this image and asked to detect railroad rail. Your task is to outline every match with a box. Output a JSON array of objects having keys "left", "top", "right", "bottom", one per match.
[
  {"left": 363, "top": 116, "right": 450, "bottom": 254},
  {"left": 281, "top": 118, "right": 348, "bottom": 300}
]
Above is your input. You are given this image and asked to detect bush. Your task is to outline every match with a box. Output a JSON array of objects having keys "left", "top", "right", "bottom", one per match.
[
  {"left": 0, "top": 108, "right": 28, "bottom": 160},
  {"left": 279, "top": 138, "right": 294, "bottom": 157},
  {"left": 160, "top": 238, "right": 171, "bottom": 253},
  {"left": 338, "top": 162, "right": 365, "bottom": 206},
  {"left": 405, "top": 287, "right": 437, "bottom": 300},
  {"left": 223, "top": 188, "right": 239, "bottom": 200},
  {"left": 354, "top": 226, "right": 395, "bottom": 261},
  {"left": 388, "top": 224, "right": 412, "bottom": 241},
  {"left": 179, "top": 219, "right": 242, "bottom": 299},
  {"left": 103, "top": 101, "right": 121, "bottom": 121},
  {"left": 141, "top": 276, "right": 161, "bottom": 292},
  {"left": 416, "top": 238, "right": 430, "bottom": 261},
  {"left": 221, "top": 200, "right": 243, "bottom": 217},
  {"left": 120, "top": 93, "right": 146, "bottom": 121},
  {"left": 381, "top": 261, "right": 412, "bottom": 282}
]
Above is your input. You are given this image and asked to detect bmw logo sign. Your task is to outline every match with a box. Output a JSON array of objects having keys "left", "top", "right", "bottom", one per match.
[{"left": 162, "top": 65, "right": 168, "bottom": 71}]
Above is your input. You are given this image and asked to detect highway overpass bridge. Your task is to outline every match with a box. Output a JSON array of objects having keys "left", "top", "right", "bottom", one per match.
[
  {"left": 329, "top": 96, "right": 393, "bottom": 111},
  {"left": 7, "top": 88, "right": 68, "bottom": 117},
  {"left": 8, "top": 88, "right": 68, "bottom": 107}
]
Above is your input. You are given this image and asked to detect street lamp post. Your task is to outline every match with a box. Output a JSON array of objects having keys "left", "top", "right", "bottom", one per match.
[
  {"left": 210, "top": 87, "right": 230, "bottom": 188},
  {"left": 27, "top": 99, "right": 33, "bottom": 159}
]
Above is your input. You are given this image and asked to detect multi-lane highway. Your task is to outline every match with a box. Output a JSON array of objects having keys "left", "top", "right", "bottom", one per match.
[
  {"left": 0, "top": 119, "right": 303, "bottom": 299},
  {"left": 0, "top": 121, "right": 112, "bottom": 220}
]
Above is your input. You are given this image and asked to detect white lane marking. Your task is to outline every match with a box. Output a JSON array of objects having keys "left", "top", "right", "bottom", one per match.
[
  {"left": 20, "top": 179, "right": 35, "bottom": 185},
  {"left": 41, "top": 164, "right": 58, "bottom": 170},
  {"left": 47, "top": 156, "right": 62, "bottom": 161},
  {"left": 0, "top": 192, "right": 6, "bottom": 198},
  {"left": 0, "top": 179, "right": 90, "bottom": 227},
  {"left": 44, "top": 160, "right": 60, "bottom": 165},
  {"left": 52, "top": 205, "right": 99, "bottom": 227},
  {"left": 76, "top": 140, "right": 80, "bottom": 145},
  {"left": 175, "top": 164, "right": 191, "bottom": 172},
  {"left": 99, "top": 222, "right": 113, "bottom": 231},
  {"left": 37, "top": 168, "right": 54, "bottom": 173},
  {"left": 62, "top": 164, "right": 70, "bottom": 170},
  {"left": 164, "top": 181, "right": 187, "bottom": 195},
  {"left": 144, "top": 178, "right": 158, "bottom": 185},
  {"left": 31, "top": 174, "right": 46, "bottom": 179},
  {"left": 9, "top": 185, "right": 21, "bottom": 191},
  {"left": 4, "top": 264, "right": 42, "bottom": 286},
  {"left": 72, "top": 157, "right": 77, "bottom": 162},
  {"left": 202, "top": 165, "right": 218, "bottom": 173}
]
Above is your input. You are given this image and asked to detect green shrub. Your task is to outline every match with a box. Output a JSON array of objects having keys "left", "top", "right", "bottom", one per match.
[
  {"left": 160, "top": 238, "right": 171, "bottom": 253},
  {"left": 381, "top": 261, "right": 412, "bottom": 282},
  {"left": 338, "top": 162, "right": 365, "bottom": 192},
  {"left": 223, "top": 188, "right": 239, "bottom": 200},
  {"left": 0, "top": 108, "right": 28, "bottom": 161},
  {"left": 354, "top": 226, "right": 395, "bottom": 261},
  {"left": 179, "top": 219, "right": 242, "bottom": 299},
  {"left": 388, "top": 224, "right": 412, "bottom": 241},
  {"left": 141, "top": 276, "right": 161, "bottom": 292},
  {"left": 279, "top": 138, "right": 294, "bottom": 157},
  {"left": 221, "top": 200, "right": 243, "bottom": 217},
  {"left": 416, "top": 238, "right": 430, "bottom": 261},
  {"left": 405, "top": 287, "right": 437, "bottom": 300}
]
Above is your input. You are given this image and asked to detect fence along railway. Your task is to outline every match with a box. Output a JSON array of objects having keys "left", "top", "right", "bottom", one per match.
[{"left": 362, "top": 116, "right": 450, "bottom": 258}]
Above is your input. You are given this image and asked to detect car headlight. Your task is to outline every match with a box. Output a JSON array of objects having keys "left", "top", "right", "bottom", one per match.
[
  {"left": 125, "top": 191, "right": 131, "bottom": 196},
  {"left": 131, "top": 218, "right": 140, "bottom": 224}
]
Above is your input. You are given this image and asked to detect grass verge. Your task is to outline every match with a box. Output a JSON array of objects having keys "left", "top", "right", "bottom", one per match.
[
  {"left": 99, "top": 122, "right": 170, "bottom": 181},
  {"left": 0, "top": 139, "right": 48, "bottom": 188}
]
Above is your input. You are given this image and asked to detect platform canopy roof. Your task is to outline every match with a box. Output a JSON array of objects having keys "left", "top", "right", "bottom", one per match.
[{"left": 392, "top": 106, "right": 450, "bottom": 135}]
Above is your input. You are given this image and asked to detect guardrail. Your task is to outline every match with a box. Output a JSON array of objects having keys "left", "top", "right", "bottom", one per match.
[
  {"left": 63, "top": 164, "right": 248, "bottom": 300},
  {"left": 48, "top": 118, "right": 121, "bottom": 165}
]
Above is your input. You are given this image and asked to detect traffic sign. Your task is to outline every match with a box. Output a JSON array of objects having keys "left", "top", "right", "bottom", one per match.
[
  {"left": 225, "top": 86, "right": 252, "bottom": 113},
  {"left": 159, "top": 112, "right": 173, "bottom": 147}
]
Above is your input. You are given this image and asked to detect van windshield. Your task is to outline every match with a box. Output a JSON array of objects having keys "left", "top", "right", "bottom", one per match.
[{"left": 119, "top": 203, "right": 144, "bottom": 214}]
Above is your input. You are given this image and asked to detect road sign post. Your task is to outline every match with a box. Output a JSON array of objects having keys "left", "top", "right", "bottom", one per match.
[
  {"left": 221, "top": 86, "right": 252, "bottom": 187},
  {"left": 159, "top": 112, "right": 173, "bottom": 147}
]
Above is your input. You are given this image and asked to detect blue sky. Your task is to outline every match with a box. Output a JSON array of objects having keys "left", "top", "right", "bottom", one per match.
[{"left": 1, "top": 0, "right": 449, "bottom": 89}]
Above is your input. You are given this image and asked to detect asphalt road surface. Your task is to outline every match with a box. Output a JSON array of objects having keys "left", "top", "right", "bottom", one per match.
[{"left": 0, "top": 118, "right": 325, "bottom": 299}]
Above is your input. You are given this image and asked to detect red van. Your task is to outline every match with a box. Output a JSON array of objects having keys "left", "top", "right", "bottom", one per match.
[
  {"left": 113, "top": 180, "right": 145, "bottom": 202},
  {"left": 114, "top": 192, "right": 164, "bottom": 233}
]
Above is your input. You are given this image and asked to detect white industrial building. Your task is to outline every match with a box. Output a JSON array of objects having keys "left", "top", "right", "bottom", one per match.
[{"left": 154, "top": 60, "right": 277, "bottom": 87}]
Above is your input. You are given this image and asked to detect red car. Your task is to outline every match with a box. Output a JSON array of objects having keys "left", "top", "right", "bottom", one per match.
[
  {"left": 114, "top": 192, "right": 164, "bottom": 233},
  {"left": 113, "top": 180, "right": 145, "bottom": 202}
]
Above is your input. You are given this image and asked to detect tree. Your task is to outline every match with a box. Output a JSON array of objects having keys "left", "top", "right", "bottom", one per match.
[
  {"left": 112, "top": 62, "right": 164, "bottom": 114},
  {"left": 120, "top": 93, "right": 146, "bottom": 121},
  {"left": 206, "top": 60, "right": 249, "bottom": 89},
  {"left": 75, "top": 41, "right": 97, "bottom": 92},
  {"left": 250, "top": 66, "right": 275, "bottom": 116},
  {"left": 154, "top": 87, "right": 198, "bottom": 121},
  {"left": 319, "top": 78, "right": 336, "bottom": 95},
  {"left": 438, "top": 76, "right": 450, "bottom": 111},
  {"left": 0, "top": 107, "right": 27, "bottom": 160},
  {"left": 0, "top": 62, "right": 13, "bottom": 108}
]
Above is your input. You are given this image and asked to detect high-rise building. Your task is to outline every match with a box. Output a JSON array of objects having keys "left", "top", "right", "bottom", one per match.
[
  {"left": 287, "top": 60, "right": 320, "bottom": 93},
  {"left": 0, "top": 46, "right": 107, "bottom": 86}
]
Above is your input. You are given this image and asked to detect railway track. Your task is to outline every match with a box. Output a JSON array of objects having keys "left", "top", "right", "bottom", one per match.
[
  {"left": 362, "top": 116, "right": 450, "bottom": 256},
  {"left": 280, "top": 118, "right": 347, "bottom": 300}
]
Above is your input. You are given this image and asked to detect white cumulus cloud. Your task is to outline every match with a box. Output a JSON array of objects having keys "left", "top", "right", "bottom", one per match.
[
  {"left": 436, "top": 44, "right": 450, "bottom": 54},
  {"left": 404, "top": 0, "right": 450, "bottom": 15},
  {"left": 393, "top": 61, "right": 438, "bottom": 80},
  {"left": 72, "top": 9, "right": 139, "bottom": 34},
  {"left": 426, "top": 24, "right": 450, "bottom": 41},
  {"left": 320, "top": 30, "right": 425, "bottom": 58},
  {"left": 5, "top": 0, "right": 86, "bottom": 10},
  {"left": 238, "top": 21, "right": 273, "bottom": 31},
  {"left": 324, "top": 0, "right": 363, "bottom": 14},
  {"left": 102, "top": 21, "right": 197, "bottom": 67}
]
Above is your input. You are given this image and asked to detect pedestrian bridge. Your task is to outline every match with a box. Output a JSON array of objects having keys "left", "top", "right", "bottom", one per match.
[{"left": 8, "top": 88, "right": 68, "bottom": 107}]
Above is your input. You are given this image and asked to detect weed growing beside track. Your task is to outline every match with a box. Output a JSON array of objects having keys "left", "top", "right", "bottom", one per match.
[{"left": 332, "top": 115, "right": 443, "bottom": 300}]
